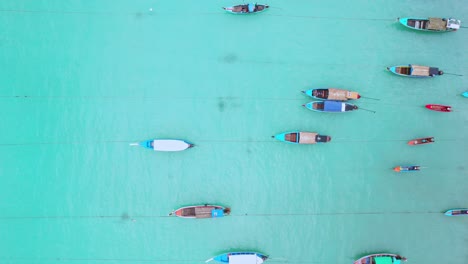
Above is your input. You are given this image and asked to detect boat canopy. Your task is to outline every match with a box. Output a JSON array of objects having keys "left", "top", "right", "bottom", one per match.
[
  {"left": 248, "top": 3, "right": 255, "bottom": 12},
  {"left": 410, "top": 65, "right": 430, "bottom": 76},
  {"left": 374, "top": 257, "right": 393, "bottom": 264},
  {"left": 211, "top": 209, "right": 224, "bottom": 218},
  {"left": 323, "top": 101, "right": 344, "bottom": 112},
  {"left": 428, "top": 18, "right": 447, "bottom": 30},
  {"left": 230, "top": 254, "right": 264, "bottom": 264}
]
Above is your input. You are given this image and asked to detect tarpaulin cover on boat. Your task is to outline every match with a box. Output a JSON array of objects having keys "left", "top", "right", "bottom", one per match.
[
  {"left": 323, "top": 101, "right": 343, "bottom": 112},
  {"left": 211, "top": 209, "right": 224, "bottom": 218},
  {"left": 230, "top": 255, "right": 263, "bottom": 264},
  {"left": 374, "top": 257, "right": 393, "bottom": 264},
  {"left": 428, "top": 18, "right": 446, "bottom": 30}
]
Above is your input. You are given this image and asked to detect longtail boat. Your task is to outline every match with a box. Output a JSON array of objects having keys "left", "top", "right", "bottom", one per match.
[
  {"left": 394, "top": 165, "right": 420, "bottom": 172},
  {"left": 302, "top": 88, "right": 360, "bottom": 101},
  {"left": 387, "top": 65, "right": 443, "bottom": 77},
  {"left": 131, "top": 139, "right": 194, "bottom": 152},
  {"left": 398, "top": 17, "right": 461, "bottom": 32},
  {"left": 354, "top": 253, "right": 407, "bottom": 264},
  {"left": 445, "top": 209, "right": 468, "bottom": 216},
  {"left": 206, "top": 252, "right": 268, "bottom": 264},
  {"left": 303, "top": 101, "right": 358, "bottom": 113},
  {"left": 273, "top": 131, "right": 331, "bottom": 144},
  {"left": 462, "top": 92, "right": 468, "bottom": 98},
  {"left": 408, "top": 137, "right": 434, "bottom": 145},
  {"left": 223, "top": 3, "right": 269, "bottom": 14},
  {"left": 425, "top": 104, "right": 452, "bottom": 112},
  {"left": 169, "top": 205, "right": 230, "bottom": 219}
]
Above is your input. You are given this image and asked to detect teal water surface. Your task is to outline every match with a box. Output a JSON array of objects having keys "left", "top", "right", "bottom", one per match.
[{"left": 1, "top": 1, "right": 468, "bottom": 263}]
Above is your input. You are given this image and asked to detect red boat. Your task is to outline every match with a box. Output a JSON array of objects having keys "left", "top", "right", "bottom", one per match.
[
  {"left": 408, "top": 137, "right": 434, "bottom": 145},
  {"left": 425, "top": 104, "right": 452, "bottom": 112}
]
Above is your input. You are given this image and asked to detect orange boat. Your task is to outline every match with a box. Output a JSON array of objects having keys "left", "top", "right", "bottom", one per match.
[{"left": 408, "top": 137, "right": 434, "bottom": 145}]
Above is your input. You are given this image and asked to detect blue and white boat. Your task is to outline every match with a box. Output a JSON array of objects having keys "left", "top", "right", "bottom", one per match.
[
  {"left": 303, "top": 101, "right": 358, "bottom": 113},
  {"left": 131, "top": 139, "right": 194, "bottom": 152},
  {"left": 387, "top": 65, "right": 443, "bottom": 78},
  {"left": 273, "top": 131, "right": 331, "bottom": 144},
  {"left": 223, "top": 3, "right": 269, "bottom": 14},
  {"left": 206, "top": 252, "right": 268, "bottom": 264},
  {"left": 445, "top": 209, "right": 468, "bottom": 216}
]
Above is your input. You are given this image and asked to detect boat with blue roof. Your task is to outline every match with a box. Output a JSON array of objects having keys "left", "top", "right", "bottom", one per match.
[
  {"left": 387, "top": 64, "right": 443, "bottom": 78},
  {"left": 223, "top": 3, "right": 269, "bottom": 14},
  {"left": 445, "top": 209, "right": 468, "bottom": 216},
  {"left": 302, "top": 88, "right": 360, "bottom": 101},
  {"left": 354, "top": 253, "right": 407, "bottom": 264},
  {"left": 273, "top": 131, "right": 331, "bottom": 144},
  {"left": 206, "top": 252, "right": 268, "bottom": 264},
  {"left": 398, "top": 17, "right": 461, "bottom": 32},
  {"left": 169, "top": 205, "right": 230, "bottom": 219},
  {"left": 303, "top": 101, "right": 358, "bottom": 113},
  {"left": 131, "top": 138, "right": 194, "bottom": 152}
]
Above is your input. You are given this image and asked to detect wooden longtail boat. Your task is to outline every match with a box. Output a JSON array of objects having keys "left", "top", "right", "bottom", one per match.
[
  {"left": 169, "top": 205, "right": 230, "bottom": 219},
  {"left": 387, "top": 65, "right": 443, "bottom": 77},
  {"left": 303, "top": 101, "right": 358, "bottom": 113},
  {"left": 223, "top": 3, "right": 269, "bottom": 14},
  {"left": 425, "top": 104, "right": 452, "bottom": 112},
  {"left": 445, "top": 209, "right": 468, "bottom": 216},
  {"left": 399, "top": 17, "right": 461, "bottom": 32},
  {"left": 394, "top": 165, "right": 420, "bottom": 172},
  {"left": 273, "top": 131, "right": 331, "bottom": 144},
  {"left": 302, "top": 88, "right": 361, "bottom": 101},
  {"left": 408, "top": 137, "right": 434, "bottom": 145},
  {"left": 354, "top": 253, "right": 407, "bottom": 264}
]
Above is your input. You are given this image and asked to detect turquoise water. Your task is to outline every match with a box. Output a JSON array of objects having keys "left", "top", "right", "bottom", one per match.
[{"left": 1, "top": 0, "right": 468, "bottom": 263}]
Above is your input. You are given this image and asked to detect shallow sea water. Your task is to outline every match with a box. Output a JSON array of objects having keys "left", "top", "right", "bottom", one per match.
[{"left": 0, "top": 1, "right": 467, "bottom": 263}]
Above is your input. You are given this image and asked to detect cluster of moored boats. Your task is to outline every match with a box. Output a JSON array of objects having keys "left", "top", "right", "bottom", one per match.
[{"left": 131, "top": 5, "right": 465, "bottom": 264}]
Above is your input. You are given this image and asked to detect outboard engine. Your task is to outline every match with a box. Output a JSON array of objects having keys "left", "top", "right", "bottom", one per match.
[
  {"left": 315, "top": 135, "right": 331, "bottom": 143},
  {"left": 447, "top": 18, "right": 461, "bottom": 30}
]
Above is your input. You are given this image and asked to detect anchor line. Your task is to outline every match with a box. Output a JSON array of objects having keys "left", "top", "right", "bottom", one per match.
[{"left": 0, "top": 211, "right": 443, "bottom": 220}]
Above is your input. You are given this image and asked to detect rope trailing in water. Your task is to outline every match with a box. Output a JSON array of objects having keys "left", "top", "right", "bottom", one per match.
[
  {"left": 0, "top": 211, "right": 443, "bottom": 220},
  {"left": 0, "top": 138, "right": 465, "bottom": 147},
  {"left": 0, "top": 257, "right": 335, "bottom": 263}
]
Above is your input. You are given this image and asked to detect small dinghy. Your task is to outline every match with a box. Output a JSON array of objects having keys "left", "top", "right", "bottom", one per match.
[
  {"left": 302, "top": 88, "right": 361, "bottom": 101},
  {"left": 408, "top": 137, "right": 434, "bottom": 145},
  {"left": 462, "top": 92, "right": 468, "bottom": 98},
  {"left": 425, "top": 104, "right": 452, "bottom": 112},
  {"left": 354, "top": 253, "right": 407, "bottom": 264},
  {"left": 399, "top": 17, "right": 461, "bottom": 32},
  {"left": 273, "top": 131, "right": 331, "bottom": 144},
  {"left": 445, "top": 209, "right": 468, "bottom": 216},
  {"left": 223, "top": 3, "right": 269, "bottom": 14},
  {"left": 169, "top": 205, "right": 230, "bottom": 219},
  {"left": 394, "top": 165, "right": 420, "bottom": 172},
  {"left": 303, "top": 101, "right": 358, "bottom": 113},
  {"left": 387, "top": 65, "right": 443, "bottom": 77},
  {"left": 131, "top": 139, "right": 194, "bottom": 152},
  {"left": 206, "top": 252, "right": 268, "bottom": 264}
]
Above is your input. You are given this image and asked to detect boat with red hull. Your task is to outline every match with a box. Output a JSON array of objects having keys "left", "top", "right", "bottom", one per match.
[
  {"left": 425, "top": 104, "right": 452, "bottom": 112},
  {"left": 408, "top": 137, "right": 434, "bottom": 145}
]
